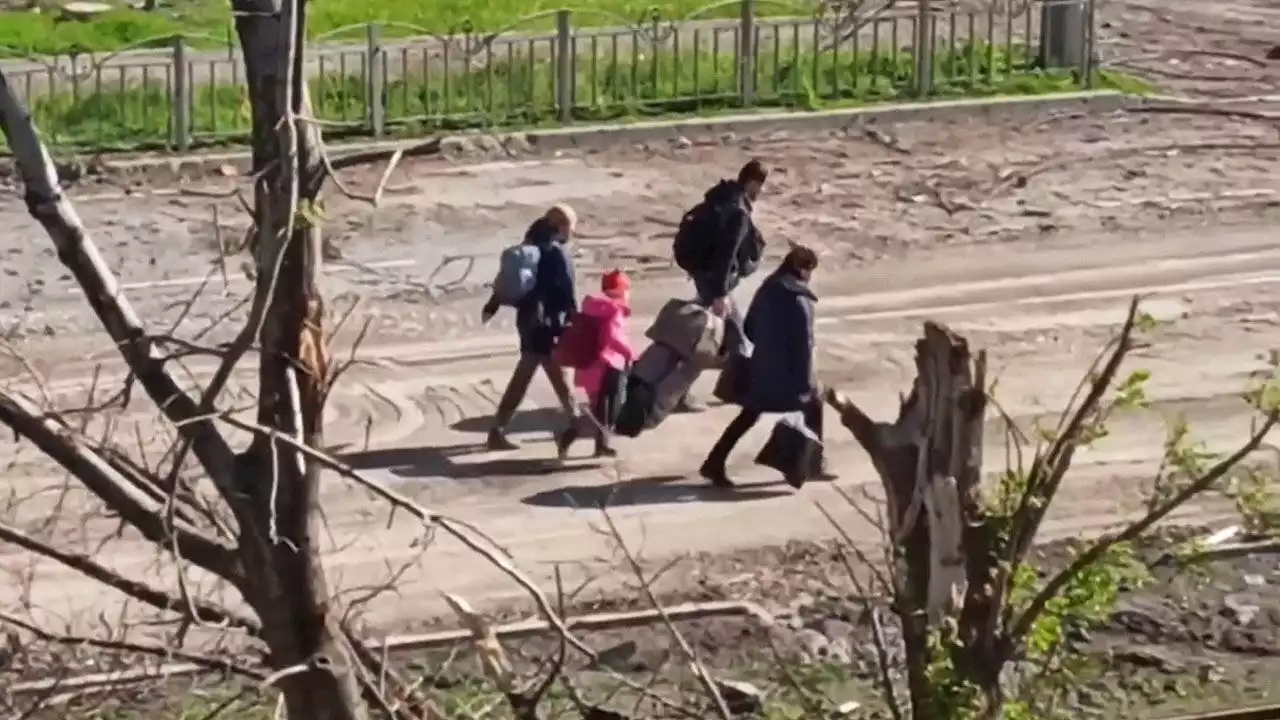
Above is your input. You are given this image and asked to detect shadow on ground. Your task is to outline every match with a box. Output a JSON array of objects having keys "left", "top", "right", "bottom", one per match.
[
  {"left": 340, "top": 442, "right": 602, "bottom": 481},
  {"left": 451, "top": 407, "right": 568, "bottom": 436},
  {"left": 522, "top": 474, "right": 794, "bottom": 508}
]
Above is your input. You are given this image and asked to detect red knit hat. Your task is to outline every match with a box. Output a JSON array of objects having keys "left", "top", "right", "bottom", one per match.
[{"left": 601, "top": 269, "right": 630, "bottom": 298}]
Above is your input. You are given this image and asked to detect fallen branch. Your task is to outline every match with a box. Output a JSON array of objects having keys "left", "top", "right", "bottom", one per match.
[
  {"left": 8, "top": 600, "right": 772, "bottom": 697},
  {"left": 328, "top": 137, "right": 442, "bottom": 173},
  {"left": 600, "top": 507, "right": 733, "bottom": 720},
  {"left": 1109, "top": 48, "right": 1270, "bottom": 68},
  {"left": 1176, "top": 537, "right": 1280, "bottom": 564},
  {"left": 1127, "top": 103, "right": 1280, "bottom": 124}
]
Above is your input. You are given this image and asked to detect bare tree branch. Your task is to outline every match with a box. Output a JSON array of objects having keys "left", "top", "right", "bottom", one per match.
[
  {"left": 1005, "top": 409, "right": 1280, "bottom": 653},
  {"left": 0, "top": 70, "right": 240, "bottom": 498},
  {"left": 1005, "top": 297, "right": 1141, "bottom": 564},
  {"left": 0, "top": 518, "right": 256, "bottom": 633},
  {"left": 0, "top": 392, "right": 242, "bottom": 584},
  {"left": 0, "top": 610, "right": 267, "bottom": 681}
]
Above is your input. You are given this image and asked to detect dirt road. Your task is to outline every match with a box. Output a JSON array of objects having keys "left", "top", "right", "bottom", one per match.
[{"left": 1, "top": 89, "right": 1278, "bottom": 640}]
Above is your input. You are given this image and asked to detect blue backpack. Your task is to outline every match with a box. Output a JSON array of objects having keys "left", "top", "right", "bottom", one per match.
[{"left": 492, "top": 244, "right": 541, "bottom": 306}]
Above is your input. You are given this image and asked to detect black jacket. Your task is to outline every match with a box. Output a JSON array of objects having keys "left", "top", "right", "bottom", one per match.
[
  {"left": 694, "top": 180, "right": 763, "bottom": 300},
  {"left": 743, "top": 268, "right": 817, "bottom": 413},
  {"left": 511, "top": 218, "right": 577, "bottom": 354}
]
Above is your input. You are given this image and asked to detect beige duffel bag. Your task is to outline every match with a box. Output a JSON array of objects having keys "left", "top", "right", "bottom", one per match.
[{"left": 644, "top": 298, "right": 724, "bottom": 365}]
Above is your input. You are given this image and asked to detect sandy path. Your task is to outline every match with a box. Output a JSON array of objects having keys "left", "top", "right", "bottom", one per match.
[{"left": 1, "top": 214, "right": 1278, "bottom": 637}]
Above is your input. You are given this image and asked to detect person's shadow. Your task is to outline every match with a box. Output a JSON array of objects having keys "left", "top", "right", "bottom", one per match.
[
  {"left": 451, "top": 407, "right": 566, "bottom": 437},
  {"left": 340, "top": 442, "right": 602, "bottom": 481},
  {"left": 522, "top": 474, "right": 793, "bottom": 509}
]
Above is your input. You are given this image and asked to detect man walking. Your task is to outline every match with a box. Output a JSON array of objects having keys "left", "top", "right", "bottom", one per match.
[
  {"left": 481, "top": 204, "right": 580, "bottom": 451},
  {"left": 671, "top": 159, "right": 768, "bottom": 413}
]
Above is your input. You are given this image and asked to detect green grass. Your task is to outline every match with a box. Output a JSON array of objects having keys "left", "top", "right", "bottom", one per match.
[
  {"left": 0, "top": 0, "right": 800, "bottom": 56},
  {"left": 5, "top": 42, "right": 1132, "bottom": 153}
]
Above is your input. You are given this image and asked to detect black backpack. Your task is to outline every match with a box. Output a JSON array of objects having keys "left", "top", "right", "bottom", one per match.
[{"left": 672, "top": 200, "right": 725, "bottom": 274}]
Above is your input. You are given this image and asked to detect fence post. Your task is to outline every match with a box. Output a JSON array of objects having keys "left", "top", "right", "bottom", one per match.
[
  {"left": 1080, "top": 0, "right": 1095, "bottom": 86},
  {"left": 171, "top": 36, "right": 190, "bottom": 152},
  {"left": 738, "top": 0, "right": 756, "bottom": 107},
  {"left": 912, "top": 0, "right": 934, "bottom": 96},
  {"left": 1039, "top": 0, "right": 1085, "bottom": 74},
  {"left": 555, "top": 10, "right": 574, "bottom": 123},
  {"left": 366, "top": 23, "right": 386, "bottom": 138}
]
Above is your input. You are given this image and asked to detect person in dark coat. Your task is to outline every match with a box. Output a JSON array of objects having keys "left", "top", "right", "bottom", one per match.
[
  {"left": 677, "top": 159, "right": 768, "bottom": 413},
  {"left": 699, "top": 245, "right": 836, "bottom": 487},
  {"left": 481, "top": 204, "right": 580, "bottom": 451}
]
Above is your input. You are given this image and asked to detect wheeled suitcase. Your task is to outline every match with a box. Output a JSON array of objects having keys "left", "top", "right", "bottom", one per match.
[{"left": 614, "top": 342, "right": 699, "bottom": 437}]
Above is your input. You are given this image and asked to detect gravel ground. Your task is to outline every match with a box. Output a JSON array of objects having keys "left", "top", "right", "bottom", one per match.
[{"left": 11, "top": 532, "right": 1280, "bottom": 719}]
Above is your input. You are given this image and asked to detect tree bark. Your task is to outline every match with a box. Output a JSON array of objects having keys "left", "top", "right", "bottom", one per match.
[
  {"left": 231, "top": 1, "right": 363, "bottom": 718},
  {"left": 826, "top": 322, "right": 993, "bottom": 718}
]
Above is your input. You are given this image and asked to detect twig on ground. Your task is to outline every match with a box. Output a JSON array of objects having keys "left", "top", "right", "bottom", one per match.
[
  {"left": 819, "top": 493, "right": 905, "bottom": 720},
  {"left": 599, "top": 508, "right": 733, "bottom": 720},
  {"left": 1127, "top": 102, "right": 1280, "bottom": 124}
]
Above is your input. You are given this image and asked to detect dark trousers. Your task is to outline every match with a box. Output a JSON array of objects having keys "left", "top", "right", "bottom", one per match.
[
  {"left": 492, "top": 353, "right": 577, "bottom": 430},
  {"left": 589, "top": 366, "right": 626, "bottom": 449},
  {"left": 703, "top": 395, "right": 825, "bottom": 469}
]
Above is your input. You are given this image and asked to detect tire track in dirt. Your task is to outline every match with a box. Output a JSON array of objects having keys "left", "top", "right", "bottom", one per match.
[
  {"left": 2, "top": 232, "right": 1276, "bottom": 485},
  {"left": 3, "top": 224, "right": 1279, "bottom": 635}
]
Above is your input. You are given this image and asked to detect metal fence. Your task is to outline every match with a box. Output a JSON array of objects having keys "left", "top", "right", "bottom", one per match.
[{"left": 1, "top": 0, "right": 1093, "bottom": 152}]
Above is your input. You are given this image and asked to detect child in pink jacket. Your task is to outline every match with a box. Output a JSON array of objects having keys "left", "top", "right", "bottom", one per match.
[{"left": 563, "top": 269, "right": 636, "bottom": 458}]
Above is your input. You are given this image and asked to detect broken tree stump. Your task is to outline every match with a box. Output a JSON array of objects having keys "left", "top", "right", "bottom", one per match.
[{"left": 824, "top": 321, "right": 991, "bottom": 717}]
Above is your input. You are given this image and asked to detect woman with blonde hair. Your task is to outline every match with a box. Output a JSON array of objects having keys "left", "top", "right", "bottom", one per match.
[{"left": 481, "top": 204, "right": 581, "bottom": 451}]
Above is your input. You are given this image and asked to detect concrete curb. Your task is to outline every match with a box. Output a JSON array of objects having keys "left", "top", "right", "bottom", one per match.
[
  {"left": 522, "top": 90, "right": 1135, "bottom": 151},
  {"left": 90, "top": 90, "right": 1134, "bottom": 177}
]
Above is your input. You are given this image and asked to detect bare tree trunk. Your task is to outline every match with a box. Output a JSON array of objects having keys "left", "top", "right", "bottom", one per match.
[
  {"left": 230, "top": 1, "right": 362, "bottom": 718},
  {"left": 827, "top": 323, "right": 994, "bottom": 718}
]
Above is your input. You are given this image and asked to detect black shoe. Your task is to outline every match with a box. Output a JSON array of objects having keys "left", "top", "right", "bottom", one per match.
[
  {"left": 812, "top": 467, "right": 839, "bottom": 482},
  {"left": 676, "top": 396, "right": 708, "bottom": 414},
  {"left": 593, "top": 442, "right": 618, "bottom": 458},
  {"left": 699, "top": 461, "right": 735, "bottom": 488},
  {"left": 811, "top": 456, "right": 838, "bottom": 482},
  {"left": 555, "top": 428, "right": 578, "bottom": 459},
  {"left": 487, "top": 428, "right": 519, "bottom": 451}
]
